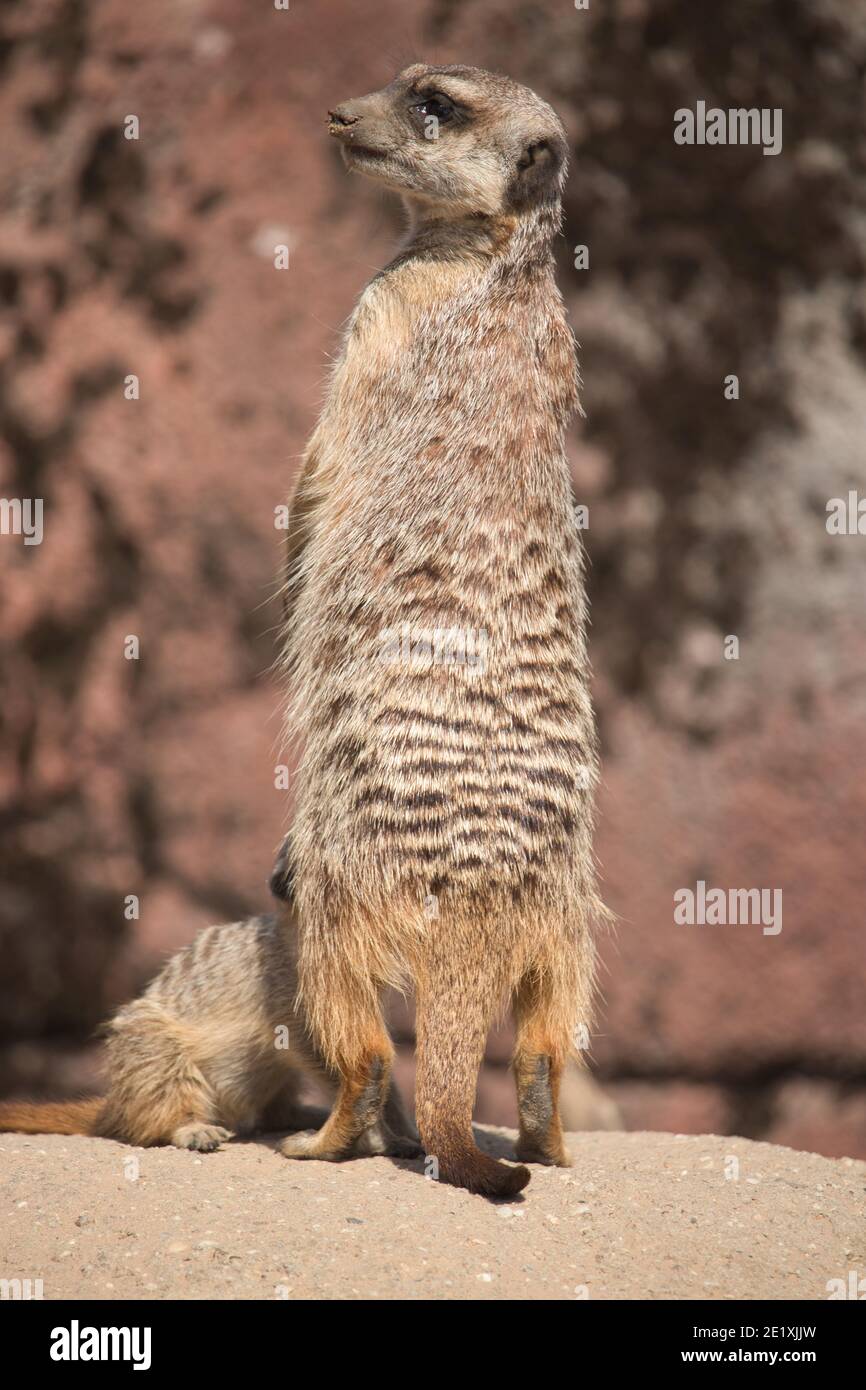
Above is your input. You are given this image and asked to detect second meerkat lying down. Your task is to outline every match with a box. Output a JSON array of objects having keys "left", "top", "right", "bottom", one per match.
[{"left": 0, "top": 905, "right": 420, "bottom": 1157}]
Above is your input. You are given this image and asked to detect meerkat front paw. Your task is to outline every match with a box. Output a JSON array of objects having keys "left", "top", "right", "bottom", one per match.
[{"left": 172, "top": 1123, "right": 233, "bottom": 1152}]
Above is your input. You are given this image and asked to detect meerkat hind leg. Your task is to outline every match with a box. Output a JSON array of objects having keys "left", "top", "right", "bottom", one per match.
[
  {"left": 281, "top": 1051, "right": 421, "bottom": 1161},
  {"left": 353, "top": 1070, "right": 423, "bottom": 1159},
  {"left": 512, "top": 970, "right": 573, "bottom": 1168},
  {"left": 281, "top": 960, "right": 422, "bottom": 1161}
]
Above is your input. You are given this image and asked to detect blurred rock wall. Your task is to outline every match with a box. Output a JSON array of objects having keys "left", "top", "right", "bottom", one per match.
[{"left": 1, "top": 0, "right": 864, "bottom": 1157}]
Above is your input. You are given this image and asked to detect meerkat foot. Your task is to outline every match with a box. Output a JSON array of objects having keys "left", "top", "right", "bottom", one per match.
[
  {"left": 279, "top": 1049, "right": 418, "bottom": 1162},
  {"left": 172, "top": 1123, "right": 233, "bottom": 1152},
  {"left": 512, "top": 978, "right": 575, "bottom": 1171},
  {"left": 279, "top": 1128, "right": 345, "bottom": 1161},
  {"left": 279, "top": 1125, "right": 423, "bottom": 1162},
  {"left": 514, "top": 1138, "right": 572, "bottom": 1167}
]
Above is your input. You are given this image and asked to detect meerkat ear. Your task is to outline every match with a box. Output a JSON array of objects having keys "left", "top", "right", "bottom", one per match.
[{"left": 508, "top": 134, "right": 567, "bottom": 209}]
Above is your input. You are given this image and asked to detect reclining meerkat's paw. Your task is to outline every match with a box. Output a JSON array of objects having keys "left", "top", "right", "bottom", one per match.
[{"left": 172, "top": 1123, "right": 233, "bottom": 1152}]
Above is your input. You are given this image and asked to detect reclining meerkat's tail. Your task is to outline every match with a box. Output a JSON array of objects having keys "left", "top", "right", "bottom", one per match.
[
  {"left": 414, "top": 966, "right": 531, "bottom": 1198},
  {"left": 0, "top": 1097, "right": 104, "bottom": 1136}
]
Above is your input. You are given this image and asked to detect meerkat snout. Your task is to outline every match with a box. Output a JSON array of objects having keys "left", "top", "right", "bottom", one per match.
[
  {"left": 327, "top": 107, "right": 360, "bottom": 128},
  {"left": 327, "top": 63, "right": 568, "bottom": 217}
]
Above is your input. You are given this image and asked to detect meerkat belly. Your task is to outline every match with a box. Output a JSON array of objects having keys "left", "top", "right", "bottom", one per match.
[{"left": 293, "top": 486, "right": 595, "bottom": 899}]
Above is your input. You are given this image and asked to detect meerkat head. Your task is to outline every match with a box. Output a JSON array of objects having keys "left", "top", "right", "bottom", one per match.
[{"left": 327, "top": 64, "right": 567, "bottom": 219}]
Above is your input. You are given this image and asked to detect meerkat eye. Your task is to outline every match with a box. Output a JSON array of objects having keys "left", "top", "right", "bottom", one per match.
[{"left": 412, "top": 94, "right": 456, "bottom": 124}]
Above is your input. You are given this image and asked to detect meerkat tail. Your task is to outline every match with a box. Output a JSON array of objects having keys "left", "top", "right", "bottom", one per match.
[
  {"left": 0, "top": 1097, "right": 104, "bottom": 1136},
  {"left": 414, "top": 981, "right": 531, "bottom": 1198}
]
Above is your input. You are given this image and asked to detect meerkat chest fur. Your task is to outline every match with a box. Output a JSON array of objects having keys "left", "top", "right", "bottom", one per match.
[{"left": 290, "top": 249, "right": 594, "bottom": 905}]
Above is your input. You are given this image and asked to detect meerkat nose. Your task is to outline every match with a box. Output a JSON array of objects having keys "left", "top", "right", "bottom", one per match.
[{"left": 328, "top": 107, "right": 360, "bottom": 128}]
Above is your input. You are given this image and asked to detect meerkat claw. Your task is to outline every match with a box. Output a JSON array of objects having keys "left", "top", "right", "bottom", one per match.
[{"left": 172, "top": 1123, "right": 233, "bottom": 1152}]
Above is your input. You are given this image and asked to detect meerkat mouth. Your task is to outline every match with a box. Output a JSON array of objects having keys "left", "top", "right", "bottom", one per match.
[{"left": 342, "top": 144, "right": 391, "bottom": 162}]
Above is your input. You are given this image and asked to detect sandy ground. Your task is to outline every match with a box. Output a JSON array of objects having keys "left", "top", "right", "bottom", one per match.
[{"left": 1, "top": 1127, "right": 863, "bottom": 1301}]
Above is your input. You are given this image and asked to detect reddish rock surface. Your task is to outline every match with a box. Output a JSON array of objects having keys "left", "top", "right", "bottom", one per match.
[{"left": 1, "top": 1, "right": 864, "bottom": 1155}]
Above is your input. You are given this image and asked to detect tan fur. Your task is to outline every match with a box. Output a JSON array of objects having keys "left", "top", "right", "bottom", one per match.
[
  {"left": 277, "top": 67, "right": 606, "bottom": 1196},
  {"left": 0, "top": 1098, "right": 103, "bottom": 1136},
  {"left": 0, "top": 911, "right": 418, "bottom": 1156}
]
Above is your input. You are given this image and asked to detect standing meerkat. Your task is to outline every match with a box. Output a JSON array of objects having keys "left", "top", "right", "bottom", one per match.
[{"left": 279, "top": 64, "right": 605, "bottom": 1197}]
